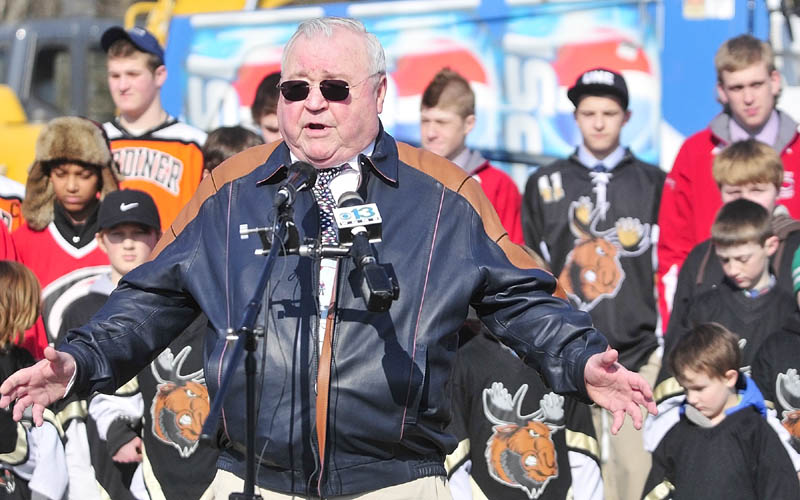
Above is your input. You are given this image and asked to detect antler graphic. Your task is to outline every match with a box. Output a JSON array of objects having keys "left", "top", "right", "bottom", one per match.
[{"left": 151, "top": 346, "right": 204, "bottom": 385}]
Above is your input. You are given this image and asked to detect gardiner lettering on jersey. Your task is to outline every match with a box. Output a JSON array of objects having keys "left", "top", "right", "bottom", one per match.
[{"left": 113, "top": 147, "right": 184, "bottom": 195}]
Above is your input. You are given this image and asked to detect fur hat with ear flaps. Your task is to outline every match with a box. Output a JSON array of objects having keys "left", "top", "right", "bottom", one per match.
[{"left": 22, "top": 116, "right": 122, "bottom": 231}]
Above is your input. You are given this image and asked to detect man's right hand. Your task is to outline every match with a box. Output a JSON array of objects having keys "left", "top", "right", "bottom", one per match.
[{"left": 0, "top": 346, "right": 76, "bottom": 426}]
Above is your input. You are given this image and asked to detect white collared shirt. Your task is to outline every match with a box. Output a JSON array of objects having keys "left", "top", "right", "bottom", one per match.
[{"left": 577, "top": 143, "right": 626, "bottom": 171}]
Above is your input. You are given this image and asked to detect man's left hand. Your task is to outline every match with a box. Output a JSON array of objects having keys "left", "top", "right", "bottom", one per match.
[{"left": 584, "top": 348, "right": 657, "bottom": 434}]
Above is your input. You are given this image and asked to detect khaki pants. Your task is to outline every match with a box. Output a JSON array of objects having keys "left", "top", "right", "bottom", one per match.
[
  {"left": 591, "top": 349, "right": 660, "bottom": 500},
  {"left": 202, "top": 469, "right": 452, "bottom": 500}
]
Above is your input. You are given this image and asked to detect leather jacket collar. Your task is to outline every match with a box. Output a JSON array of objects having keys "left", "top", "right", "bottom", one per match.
[{"left": 254, "top": 122, "right": 400, "bottom": 187}]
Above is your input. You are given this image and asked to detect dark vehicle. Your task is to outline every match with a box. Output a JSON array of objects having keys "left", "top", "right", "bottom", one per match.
[{"left": 0, "top": 17, "right": 117, "bottom": 182}]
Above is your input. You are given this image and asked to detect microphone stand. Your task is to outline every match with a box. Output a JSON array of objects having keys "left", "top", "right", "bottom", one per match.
[{"left": 201, "top": 204, "right": 299, "bottom": 500}]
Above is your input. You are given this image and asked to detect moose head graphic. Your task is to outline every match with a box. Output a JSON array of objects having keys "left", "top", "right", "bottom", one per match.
[
  {"left": 482, "top": 383, "right": 565, "bottom": 499},
  {"left": 559, "top": 196, "right": 651, "bottom": 311},
  {"left": 150, "top": 346, "right": 209, "bottom": 458}
]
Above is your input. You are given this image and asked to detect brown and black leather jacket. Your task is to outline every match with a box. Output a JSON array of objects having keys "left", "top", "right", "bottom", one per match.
[{"left": 60, "top": 125, "right": 607, "bottom": 497}]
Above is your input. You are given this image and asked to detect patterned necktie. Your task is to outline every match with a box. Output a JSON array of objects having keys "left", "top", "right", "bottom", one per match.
[
  {"left": 592, "top": 164, "right": 607, "bottom": 173},
  {"left": 312, "top": 165, "right": 346, "bottom": 245}
]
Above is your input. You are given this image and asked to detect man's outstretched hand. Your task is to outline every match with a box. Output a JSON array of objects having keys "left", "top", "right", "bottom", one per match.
[
  {"left": 585, "top": 348, "right": 657, "bottom": 434},
  {"left": 0, "top": 346, "right": 76, "bottom": 426}
]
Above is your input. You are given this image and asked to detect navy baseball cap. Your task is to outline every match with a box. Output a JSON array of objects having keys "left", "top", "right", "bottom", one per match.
[
  {"left": 101, "top": 26, "right": 164, "bottom": 62},
  {"left": 98, "top": 190, "right": 161, "bottom": 231},
  {"left": 567, "top": 68, "right": 629, "bottom": 110}
]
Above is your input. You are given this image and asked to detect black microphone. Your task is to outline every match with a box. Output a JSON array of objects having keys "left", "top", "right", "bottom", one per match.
[
  {"left": 329, "top": 172, "right": 398, "bottom": 312},
  {"left": 273, "top": 161, "right": 318, "bottom": 208}
]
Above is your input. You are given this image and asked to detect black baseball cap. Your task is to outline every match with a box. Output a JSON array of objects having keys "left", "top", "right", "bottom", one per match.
[
  {"left": 101, "top": 26, "right": 164, "bottom": 62},
  {"left": 567, "top": 68, "right": 629, "bottom": 110},
  {"left": 98, "top": 190, "right": 161, "bottom": 231}
]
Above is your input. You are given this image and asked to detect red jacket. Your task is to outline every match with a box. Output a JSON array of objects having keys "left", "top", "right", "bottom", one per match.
[
  {"left": 472, "top": 160, "right": 523, "bottom": 244},
  {"left": 656, "top": 111, "right": 800, "bottom": 328},
  {"left": 12, "top": 222, "right": 108, "bottom": 358},
  {"left": 0, "top": 228, "right": 15, "bottom": 260}
]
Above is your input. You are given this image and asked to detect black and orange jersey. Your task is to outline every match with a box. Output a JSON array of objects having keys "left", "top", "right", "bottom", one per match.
[{"left": 104, "top": 117, "right": 206, "bottom": 231}]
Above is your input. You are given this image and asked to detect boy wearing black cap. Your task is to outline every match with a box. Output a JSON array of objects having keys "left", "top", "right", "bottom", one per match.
[
  {"left": 69, "top": 188, "right": 161, "bottom": 310},
  {"left": 521, "top": 68, "right": 665, "bottom": 500},
  {"left": 101, "top": 26, "right": 206, "bottom": 232},
  {"left": 57, "top": 189, "right": 218, "bottom": 500},
  {"left": 50, "top": 189, "right": 161, "bottom": 500}
]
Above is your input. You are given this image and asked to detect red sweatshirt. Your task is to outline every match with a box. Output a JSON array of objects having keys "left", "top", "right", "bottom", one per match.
[{"left": 656, "top": 111, "right": 800, "bottom": 328}]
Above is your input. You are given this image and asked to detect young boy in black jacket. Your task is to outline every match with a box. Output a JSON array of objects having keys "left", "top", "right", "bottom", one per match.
[
  {"left": 655, "top": 199, "right": 797, "bottom": 403},
  {"left": 643, "top": 323, "right": 800, "bottom": 499},
  {"left": 644, "top": 200, "right": 800, "bottom": 480}
]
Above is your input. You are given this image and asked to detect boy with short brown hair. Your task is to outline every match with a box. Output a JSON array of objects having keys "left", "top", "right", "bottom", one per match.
[
  {"left": 202, "top": 125, "right": 264, "bottom": 178},
  {"left": 655, "top": 198, "right": 797, "bottom": 402},
  {"left": 643, "top": 322, "right": 800, "bottom": 499},
  {"left": 420, "top": 67, "right": 523, "bottom": 243},
  {"left": 672, "top": 200, "right": 793, "bottom": 364}
]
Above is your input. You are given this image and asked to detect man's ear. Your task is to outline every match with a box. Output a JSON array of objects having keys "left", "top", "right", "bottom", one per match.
[
  {"left": 764, "top": 234, "right": 780, "bottom": 257},
  {"left": 623, "top": 110, "right": 632, "bottom": 126},
  {"left": 769, "top": 69, "right": 781, "bottom": 98},
  {"left": 375, "top": 75, "right": 388, "bottom": 114},
  {"left": 463, "top": 114, "right": 476, "bottom": 136}
]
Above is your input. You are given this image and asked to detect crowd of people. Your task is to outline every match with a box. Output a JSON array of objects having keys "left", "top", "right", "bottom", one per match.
[{"left": 0, "top": 15, "right": 797, "bottom": 500}]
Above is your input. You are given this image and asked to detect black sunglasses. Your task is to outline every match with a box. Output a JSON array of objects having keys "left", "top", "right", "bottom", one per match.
[{"left": 278, "top": 74, "right": 378, "bottom": 102}]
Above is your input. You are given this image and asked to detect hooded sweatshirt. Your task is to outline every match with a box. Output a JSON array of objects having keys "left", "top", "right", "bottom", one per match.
[{"left": 642, "top": 374, "right": 800, "bottom": 500}]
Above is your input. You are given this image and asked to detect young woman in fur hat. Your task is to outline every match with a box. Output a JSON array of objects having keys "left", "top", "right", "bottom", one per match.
[{"left": 11, "top": 116, "right": 121, "bottom": 359}]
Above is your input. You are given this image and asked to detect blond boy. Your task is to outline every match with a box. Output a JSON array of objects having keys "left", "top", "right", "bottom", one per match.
[
  {"left": 662, "top": 140, "right": 800, "bottom": 383},
  {"left": 657, "top": 34, "right": 800, "bottom": 330}
]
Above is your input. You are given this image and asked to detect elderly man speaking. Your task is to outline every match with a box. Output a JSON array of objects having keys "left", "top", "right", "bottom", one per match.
[{"left": 1, "top": 17, "right": 655, "bottom": 500}]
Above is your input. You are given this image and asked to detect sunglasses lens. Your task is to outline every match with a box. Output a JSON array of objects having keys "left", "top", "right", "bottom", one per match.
[
  {"left": 319, "top": 80, "right": 350, "bottom": 101},
  {"left": 279, "top": 80, "right": 351, "bottom": 101},
  {"left": 279, "top": 81, "right": 310, "bottom": 101}
]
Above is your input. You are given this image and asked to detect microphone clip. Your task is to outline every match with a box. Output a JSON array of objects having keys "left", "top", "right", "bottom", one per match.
[{"left": 239, "top": 205, "right": 299, "bottom": 256}]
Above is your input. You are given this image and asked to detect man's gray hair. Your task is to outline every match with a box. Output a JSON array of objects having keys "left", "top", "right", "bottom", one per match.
[{"left": 282, "top": 17, "right": 386, "bottom": 77}]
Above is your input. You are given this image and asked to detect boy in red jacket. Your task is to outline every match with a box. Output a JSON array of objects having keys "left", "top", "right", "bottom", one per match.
[{"left": 657, "top": 34, "right": 800, "bottom": 328}]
